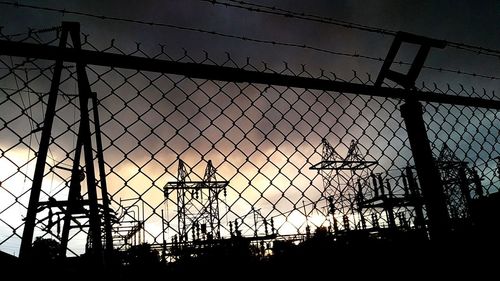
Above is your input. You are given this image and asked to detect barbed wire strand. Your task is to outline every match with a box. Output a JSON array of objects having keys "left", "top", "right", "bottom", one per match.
[
  {"left": 208, "top": 0, "right": 500, "bottom": 59},
  {"left": 205, "top": 0, "right": 397, "bottom": 35},
  {"left": 2, "top": 25, "right": 61, "bottom": 39},
  {"left": 0, "top": 1, "right": 498, "bottom": 81}
]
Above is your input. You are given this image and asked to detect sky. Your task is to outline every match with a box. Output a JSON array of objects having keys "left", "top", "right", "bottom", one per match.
[{"left": 0, "top": 0, "right": 499, "bottom": 256}]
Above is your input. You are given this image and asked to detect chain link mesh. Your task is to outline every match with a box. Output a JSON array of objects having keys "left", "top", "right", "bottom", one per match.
[{"left": 0, "top": 28, "right": 498, "bottom": 258}]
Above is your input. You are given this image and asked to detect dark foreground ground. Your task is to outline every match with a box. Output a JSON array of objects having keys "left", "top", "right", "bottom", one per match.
[{"left": 3, "top": 229, "right": 499, "bottom": 280}]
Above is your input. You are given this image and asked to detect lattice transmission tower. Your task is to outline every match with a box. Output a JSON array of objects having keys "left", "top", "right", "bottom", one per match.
[
  {"left": 19, "top": 22, "right": 113, "bottom": 262},
  {"left": 164, "top": 160, "right": 228, "bottom": 243},
  {"left": 311, "top": 138, "right": 377, "bottom": 232}
]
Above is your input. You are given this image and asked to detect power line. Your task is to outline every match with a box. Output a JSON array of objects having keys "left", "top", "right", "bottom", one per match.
[
  {"left": 0, "top": 1, "right": 498, "bottom": 80},
  {"left": 206, "top": 0, "right": 500, "bottom": 59}
]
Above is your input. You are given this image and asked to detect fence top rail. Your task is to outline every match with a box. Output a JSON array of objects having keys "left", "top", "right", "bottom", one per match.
[{"left": 0, "top": 39, "right": 498, "bottom": 109}]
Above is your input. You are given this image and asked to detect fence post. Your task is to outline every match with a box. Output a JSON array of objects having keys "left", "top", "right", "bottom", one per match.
[{"left": 400, "top": 98, "right": 449, "bottom": 240}]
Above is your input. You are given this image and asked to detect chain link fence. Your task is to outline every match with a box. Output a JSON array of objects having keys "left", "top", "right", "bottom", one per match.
[{"left": 0, "top": 27, "right": 498, "bottom": 258}]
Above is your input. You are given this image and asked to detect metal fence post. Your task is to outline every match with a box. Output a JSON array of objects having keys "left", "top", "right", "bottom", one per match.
[{"left": 400, "top": 98, "right": 449, "bottom": 240}]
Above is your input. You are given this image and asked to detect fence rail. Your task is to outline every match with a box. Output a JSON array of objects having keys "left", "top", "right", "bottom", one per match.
[{"left": 0, "top": 39, "right": 498, "bottom": 109}]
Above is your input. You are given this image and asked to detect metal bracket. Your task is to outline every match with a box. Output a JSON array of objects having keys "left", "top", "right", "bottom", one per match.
[{"left": 375, "top": 31, "right": 446, "bottom": 90}]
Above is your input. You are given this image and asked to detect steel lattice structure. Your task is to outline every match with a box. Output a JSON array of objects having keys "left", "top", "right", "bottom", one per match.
[
  {"left": 310, "top": 139, "right": 377, "bottom": 232},
  {"left": 164, "top": 159, "right": 228, "bottom": 242}
]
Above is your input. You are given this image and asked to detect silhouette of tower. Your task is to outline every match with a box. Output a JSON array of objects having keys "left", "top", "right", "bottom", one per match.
[
  {"left": 436, "top": 144, "right": 474, "bottom": 223},
  {"left": 19, "top": 22, "right": 113, "bottom": 262},
  {"left": 310, "top": 138, "right": 377, "bottom": 232},
  {"left": 164, "top": 160, "right": 228, "bottom": 243}
]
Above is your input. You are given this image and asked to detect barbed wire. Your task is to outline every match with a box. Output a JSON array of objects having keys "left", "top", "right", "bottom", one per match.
[
  {"left": 0, "top": 1, "right": 498, "bottom": 81},
  {"left": 206, "top": 0, "right": 500, "bottom": 59},
  {"left": 203, "top": 0, "right": 396, "bottom": 36},
  {"left": 444, "top": 41, "right": 500, "bottom": 59},
  {"left": 1, "top": 26, "right": 61, "bottom": 39}
]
